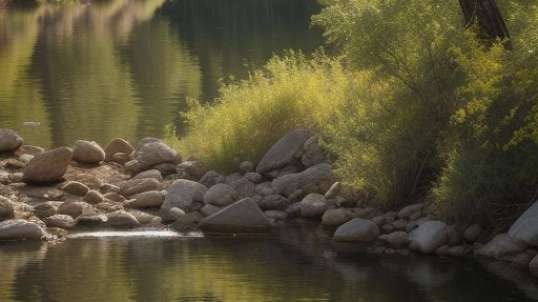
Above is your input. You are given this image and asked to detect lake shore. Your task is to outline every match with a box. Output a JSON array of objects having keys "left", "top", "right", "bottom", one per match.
[{"left": 1, "top": 128, "right": 538, "bottom": 279}]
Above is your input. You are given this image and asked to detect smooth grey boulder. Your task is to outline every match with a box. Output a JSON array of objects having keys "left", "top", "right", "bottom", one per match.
[
  {"left": 409, "top": 221, "right": 449, "bottom": 254},
  {"left": 0, "top": 129, "right": 23, "bottom": 153},
  {"left": 299, "top": 193, "right": 328, "bottom": 218},
  {"left": 23, "top": 147, "right": 72, "bottom": 184},
  {"left": 333, "top": 218, "right": 380, "bottom": 242},
  {"left": 107, "top": 211, "right": 140, "bottom": 228},
  {"left": 0, "top": 219, "right": 46, "bottom": 240},
  {"left": 130, "top": 142, "right": 180, "bottom": 173},
  {"left": 0, "top": 196, "right": 14, "bottom": 221},
  {"left": 272, "top": 163, "right": 333, "bottom": 197},
  {"left": 104, "top": 138, "right": 134, "bottom": 162},
  {"left": 162, "top": 179, "right": 207, "bottom": 211},
  {"left": 200, "top": 198, "right": 272, "bottom": 233},
  {"left": 72, "top": 140, "right": 105, "bottom": 164},
  {"left": 256, "top": 129, "right": 311, "bottom": 174},
  {"left": 119, "top": 178, "right": 160, "bottom": 197},
  {"left": 508, "top": 201, "right": 538, "bottom": 246},
  {"left": 475, "top": 233, "right": 526, "bottom": 259},
  {"left": 322, "top": 208, "right": 351, "bottom": 226},
  {"left": 45, "top": 214, "right": 75, "bottom": 229},
  {"left": 204, "top": 184, "right": 238, "bottom": 206},
  {"left": 126, "top": 190, "right": 164, "bottom": 209},
  {"left": 61, "top": 181, "right": 89, "bottom": 196}
]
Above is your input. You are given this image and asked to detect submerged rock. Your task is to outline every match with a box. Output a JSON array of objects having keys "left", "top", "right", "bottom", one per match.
[
  {"left": 72, "top": 140, "right": 105, "bottom": 164},
  {"left": 0, "top": 129, "right": 23, "bottom": 153},
  {"left": 256, "top": 129, "right": 311, "bottom": 174},
  {"left": 200, "top": 198, "right": 272, "bottom": 233},
  {"left": 23, "top": 147, "right": 72, "bottom": 184},
  {"left": 333, "top": 218, "right": 380, "bottom": 242},
  {"left": 0, "top": 219, "right": 46, "bottom": 240}
]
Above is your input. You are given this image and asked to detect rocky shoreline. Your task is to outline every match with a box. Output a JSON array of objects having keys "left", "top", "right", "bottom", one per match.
[{"left": 1, "top": 128, "right": 538, "bottom": 278}]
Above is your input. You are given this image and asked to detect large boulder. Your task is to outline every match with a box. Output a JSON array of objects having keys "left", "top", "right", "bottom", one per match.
[
  {"left": 204, "top": 184, "right": 238, "bottom": 206},
  {"left": 333, "top": 218, "right": 380, "bottom": 242},
  {"left": 475, "top": 233, "right": 526, "bottom": 260},
  {"left": 23, "top": 147, "right": 73, "bottom": 184},
  {"left": 0, "top": 196, "right": 14, "bottom": 221},
  {"left": 299, "top": 193, "right": 328, "bottom": 218},
  {"left": 0, "top": 219, "right": 46, "bottom": 240},
  {"left": 0, "top": 129, "right": 23, "bottom": 153},
  {"left": 72, "top": 140, "right": 105, "bottom": 164},
  {"left": 272, "top": 163, "right": 333, "bottom": 197},
  {"left": 162, "top": 179, "right": 207, "bottom": 211},
  {"left": 104, "top": 138, "right": 134, "bottom": 162},
  {"left": 508, "top": 201, "right": 538, "bottom": 246},
  {"left": 409, "top": 221, "right": 449, "bottom": 254},
  {"left": 200, "top": 198, "right": 272, "bottom": 233},
  {"left": 126, "top": 191, "right": 164, "bottom": 209},
  {"left": 128, "top": 142, "right": 180, "bottom": 174},
  {"left": 256, "top": 129, "right": 311, "bottom": 174}
]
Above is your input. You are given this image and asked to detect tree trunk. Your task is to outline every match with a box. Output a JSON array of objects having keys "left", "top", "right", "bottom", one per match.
[{"left": 458, "top": 0, "right": 512, "bottom": 49}]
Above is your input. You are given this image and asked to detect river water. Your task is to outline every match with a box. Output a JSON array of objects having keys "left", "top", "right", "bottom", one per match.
[
  {"left": 0, "top": 0, "right": 321, "bottom": 148},
  {"left": 0, "top": 224, "right": 537, "bottom": 302}
]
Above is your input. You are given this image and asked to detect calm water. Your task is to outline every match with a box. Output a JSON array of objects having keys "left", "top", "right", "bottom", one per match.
[
  {"left": 0, "top": 0, "right": 321, "bottom": 148},
  {"left": 0, "top": 225, "right": 537, "bottom": 302}
]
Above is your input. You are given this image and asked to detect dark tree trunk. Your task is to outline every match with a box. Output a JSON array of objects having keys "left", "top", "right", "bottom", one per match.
[{"left": 458, "top": 0, "right": 512, "bottom": 49}]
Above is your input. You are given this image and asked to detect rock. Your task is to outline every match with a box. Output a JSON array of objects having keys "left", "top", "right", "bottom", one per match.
[
  {"left": 446, "top": 225, "right": 463, "bottom": 246},
  {"left": 299, "top": 193, "right": 328, "bottom": 218},
  {"left": 398, "top": 203, "right": 425, "bottom": 219},
  {"left": 103, "top": 192, "right": 124, "bottom": 202},
  {"left": 17, "top": 145, "right": 44, "bottom": 156},
  {"left": 84, "top": 190, "right": 104, "bottom": 204},
  {"left": 200, "top": 198, "right": 272, "bottom": 233},
  {"left": 301, "top": 136, "right": 326, "bottom": 167},
  {"left": 204, "top": 184, "right": 238, "bottom": 206},
  {"left": 19, "top": 186, "right": 64, "bottom": 200},
  {"left": 463, "top": 224, "right": 482, "bottom": 242},
  {"left": 95, "top": 201, "right": 123, "bottom": 213},
  {"left": 72, "top": 140, "right": 105, "bottom": 164},
  {"left": 0, "top": 129, "right": 23, "bottom": 153},
  {"left": 76, "top": 214, "right": 108, "bottom": 226},
  {"left": 23, "top": 147, "right": 73, "bottom": 184},
  {"left": 199, "top": 171, "right": 226, "bottom": 187},
  {"left": 264, "top": 210, "right": 288, "bottom": 220},
  {"left": 107, "top": 211, "right": 140, "bottom": 228},
  {"left": 446, "top": 245, "right": 472, "bottom": 257},
  {"left": 172, "top": 211, "right": 203, "bottom": 231},
  {"left": 111, "top": 153, "right": 131, "bottom": 165},
  {"left": 162, "top": 179, "right": 207, "bottom": 211},
  {"left": 255, "top": 182, "right": 275, "bottom": 196},
  {"left": 126, "top": 190, "right": 164, "bottom": 209},
  {"left": 104, "top": 138, "right": 134, "bottom": 162},
  {"left": 200, "top": 204, "right": 222, "bottom": 217},
  {"left": 508, "top": 201, "right": 538, "bottom": 246},
  {"left": 257, "top": 194, "right": 289, "bottom": 210},
  {"left": 475, "top": 233, "right": 526, "bottom": 259},
  {"left": 371, "top": 215, "right": 386, "bottom": 226},
  {"left": 161, "top": 207, "right": 186, "bottom": 223},
  {"left": 130, "top": 142, "right": 180, "bottom": 173},
  {"left": 101, "top": 183, "right": 120, "bottom": 194},
  {"left": 333, "top": 218, "right": 380, "bottom": 242},
  {"left": 228, "top": 178, "right": 256, "bottom": 199},
  {"left": 392, "top": 219, "right": 408, "bottom": 231},
  {"left": 256, "top": 129, "right": 310, "bottom": 174},
  {"left": 44, "top": 214, "right": 75, "bottom": 229},
  {"left": 530, "top": 255, "right": 538, "bottom": 277},
  {"left": 272, "top": 163, "right": 333, "bottom": 197},
  {"left": 58, "top": 201, "right": 92, "bottom": 218},
  {"left": 136, "top": 137, "right": 161, "bottom": 149},
  {"left": 380, "top": 231, "right": 409, "bottom": 247},
  {"left": 152, "top": 163, "right": 178, "bottom": 176},
  {"left": 0, "top": 219, "right": 46, "bottom": 240},
  {"left": 244, "top": 172, "right": 263, "bottom": 184},
  {"left": 0, "top": 196, "right": 14, "bottom": 221},
  {"left": 408, "top": 221, "right": 449, "bottom": 254},
  {"left": 239, "top": 161, "right": 254, "bottom": 173},
  {"left": 322, "top": 208, "right": 351, "bottom": 226},
  {"left": 225, "top": 173, "right": 242, "bottom": 185},
  {"left": 177, "top": 161, "right": 206, "bottom": 180},
  {"left": 128, "top": 210, "right": 161, "bottom": 225},
  {"left": 33, "top": 201, "right": 60, "bottom": 218},
  {"left": 61, "top": 181, "right": 89, "bottom": 196},
  {"left": 5, "top": 158, "right": 25, "bottom": 169},
  {"left": 132, "top": 169, "right": 163, "bottom": 181},
  {"left": 119, "top": 178, "right": 161, "bottom": 197}
]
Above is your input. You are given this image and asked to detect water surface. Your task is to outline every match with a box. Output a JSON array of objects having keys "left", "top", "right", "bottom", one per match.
[
  {"left": 0, "top": 0, "right": 322, "bottom": 147},
  {"left": 0, "top": 225, "right": 537, "bottom": 302}
]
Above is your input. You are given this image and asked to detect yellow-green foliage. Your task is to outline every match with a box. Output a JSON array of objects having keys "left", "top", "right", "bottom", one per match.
[{"left": 175, "top": 53, "right": 349, "bottom": 172}]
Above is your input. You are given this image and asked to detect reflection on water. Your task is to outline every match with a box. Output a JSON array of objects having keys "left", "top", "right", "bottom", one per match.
[
  {"left": 0, "top": 225, "right": 536, "bottom": 302},
  {"left": 0, "top": 0, "right": 322, "bottom": 148}
]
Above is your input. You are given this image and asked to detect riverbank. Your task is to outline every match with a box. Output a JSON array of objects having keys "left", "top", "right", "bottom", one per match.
[{"left": 1, "top": 128, "right": 538, "bottom": 278}]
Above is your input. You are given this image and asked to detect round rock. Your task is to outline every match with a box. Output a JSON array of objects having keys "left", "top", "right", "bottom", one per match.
[{"left": 72, "top": 140, "right": 105, "bottom": 164}]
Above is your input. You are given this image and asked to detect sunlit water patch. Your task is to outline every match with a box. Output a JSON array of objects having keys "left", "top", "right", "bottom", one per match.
[{"left": 67, "top": 229, "right": 203, "bottom": 239}]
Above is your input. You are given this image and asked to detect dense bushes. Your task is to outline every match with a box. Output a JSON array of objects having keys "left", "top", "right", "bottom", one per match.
[{"left": 176, "top": 0, "right": 538, "bottom": 224}]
